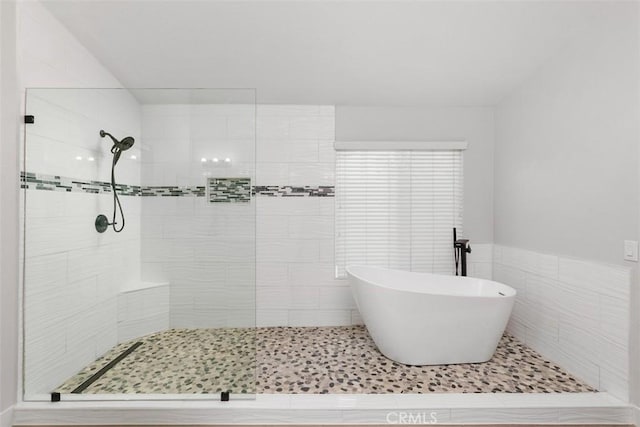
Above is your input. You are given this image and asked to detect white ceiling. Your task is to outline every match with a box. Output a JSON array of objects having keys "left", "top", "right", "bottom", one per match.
[{"left": 43, "top": 0, "right": 612, "bottom": 106}]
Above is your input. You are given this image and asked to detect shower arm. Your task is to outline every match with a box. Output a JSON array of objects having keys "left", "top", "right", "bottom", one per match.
[{"left": 100, "top": 130, "right": 119, "bottom": 146}]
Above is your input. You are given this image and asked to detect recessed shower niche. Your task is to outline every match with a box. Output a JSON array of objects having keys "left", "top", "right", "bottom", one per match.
[{"left": 21, "top": 88, "right": 257, "bottom": 400}]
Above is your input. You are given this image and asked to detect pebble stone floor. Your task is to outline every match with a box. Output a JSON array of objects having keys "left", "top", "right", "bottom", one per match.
[{"left": 56, "top": 325, "right": 594, "bottom": 395}]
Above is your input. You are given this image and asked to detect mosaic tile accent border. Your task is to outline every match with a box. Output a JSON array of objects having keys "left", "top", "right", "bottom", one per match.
[
  {"left": 140, "top": 186, "right": 205, "bottom": 197},
  {"left": 20, "top": 172, "right": 141, "bottom": 196},
  {"left": 254, "top": 185, "right": 334, "bottom": 197},
  {"left": 21, "top": 171, "right": 334, "bottom": 198},
  {"left": 208, "top": 177, "right": 251, "bottom": 203}
]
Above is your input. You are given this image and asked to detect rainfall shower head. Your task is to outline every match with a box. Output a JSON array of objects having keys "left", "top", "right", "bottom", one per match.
[{"left": 100, "top": 130, "right": 135, "bottom": 152}]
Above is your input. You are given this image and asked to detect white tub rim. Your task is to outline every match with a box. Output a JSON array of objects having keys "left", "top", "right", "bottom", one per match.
[{"left": 346, "top": 265, "right": 516, "bottom": 299}]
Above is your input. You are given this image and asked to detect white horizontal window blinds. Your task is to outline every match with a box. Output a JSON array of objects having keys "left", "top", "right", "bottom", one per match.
[{"left": 335, "top": 150, "right": 463, "bottom": 278}]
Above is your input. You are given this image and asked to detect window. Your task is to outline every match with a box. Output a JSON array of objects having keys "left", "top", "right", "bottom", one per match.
[{"left": 335, "top": 146, "right": 464, "bottom": 278}]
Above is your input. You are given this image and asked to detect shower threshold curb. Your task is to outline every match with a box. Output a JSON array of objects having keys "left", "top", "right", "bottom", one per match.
[{"left": 13, "top": 392, "right": 632, "bottom": 425}]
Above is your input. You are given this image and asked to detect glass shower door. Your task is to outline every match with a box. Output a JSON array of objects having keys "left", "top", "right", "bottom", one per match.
[{"left": 21, "top": 88, "right": 256, "bottom": 401}]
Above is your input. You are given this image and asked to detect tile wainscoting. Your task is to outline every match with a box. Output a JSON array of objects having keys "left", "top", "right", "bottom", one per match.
[
  {"left": 493, "top": 244, "right": 631, "bottom": 401},
  {"left": 466, "top": 243, "right": 493, "bottom": 280}
]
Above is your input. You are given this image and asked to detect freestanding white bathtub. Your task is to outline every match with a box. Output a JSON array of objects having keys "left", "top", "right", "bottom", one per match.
[{"left": 346, "top": 265, "right": 516, "bottom": 366}]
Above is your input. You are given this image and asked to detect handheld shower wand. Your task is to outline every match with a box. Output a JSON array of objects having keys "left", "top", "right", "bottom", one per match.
[{"left": 95, "top": 130, "right": 135, "bottom": 233}]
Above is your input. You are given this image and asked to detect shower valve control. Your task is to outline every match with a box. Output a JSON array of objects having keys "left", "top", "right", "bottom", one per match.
[{"left": 624, "top": 240, "right": 638, "bottom": 262}]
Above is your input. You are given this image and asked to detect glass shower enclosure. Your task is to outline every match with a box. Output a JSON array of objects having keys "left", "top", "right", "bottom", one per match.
[{"left": 21, "top": 88, "right": 256, "bottom": 400}]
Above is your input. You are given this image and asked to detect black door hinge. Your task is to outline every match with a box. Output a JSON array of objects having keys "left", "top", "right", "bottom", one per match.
[{"left": 24, "top": 115, "right": 35, "bottom": 124}]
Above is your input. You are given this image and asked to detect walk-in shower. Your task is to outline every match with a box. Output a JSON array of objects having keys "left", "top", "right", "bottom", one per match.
[
  {"left": 95, "top": 130, "right": 136, "bottom": 233},
  {"left": 21, "top": 88, "right": 257, "bottom": 401}
]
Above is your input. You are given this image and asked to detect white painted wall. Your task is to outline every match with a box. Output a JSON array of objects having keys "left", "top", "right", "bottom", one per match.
[
  {"left": 636, "top": 1, "right": 640, "bottom": 410},
  {"left": 1, "top": 0, "right": 4, "bottom": 411},
  {"left": 493, "top": 11, "right": 639, "bottom": 265},
  {"left": 0, "top": 0, "right": 19, "bottom": 423},
  {"left": 15, "top": 2, "right": 143, "bottom": 397},
  {"left": 335, "top": 106, "right": 495, "bottom": 245},
  {"left": 493, "top": 3, "right": 639, "bottom": 403}
]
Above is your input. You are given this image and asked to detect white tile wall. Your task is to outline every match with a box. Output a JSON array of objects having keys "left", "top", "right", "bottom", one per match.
[
  {"left": 24, "top": 147, "right": 142, "bottom": 395},
  {"left": 140, "top": 103, "right": 256, "bottom": 187},
  {"left": 255, "top": 105, "right": 335, "bottom": 186},
  {"left": 140, "top": 103, "right": 256, "bottom": 329},
  {"left": 254, "top": 107, "right": 357, "bottom": 327},
  {"left": 23, "top": 160, "right": 142, "bottom": 393},
  {"left": 140, "top": 105, "right": 348, "bottom": 328},
  {"left": 493, "top": 244, "right": 631, "bottom": 400},
  {"left": 25, "top": 90, "right": 142, "bottom": 182}
]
